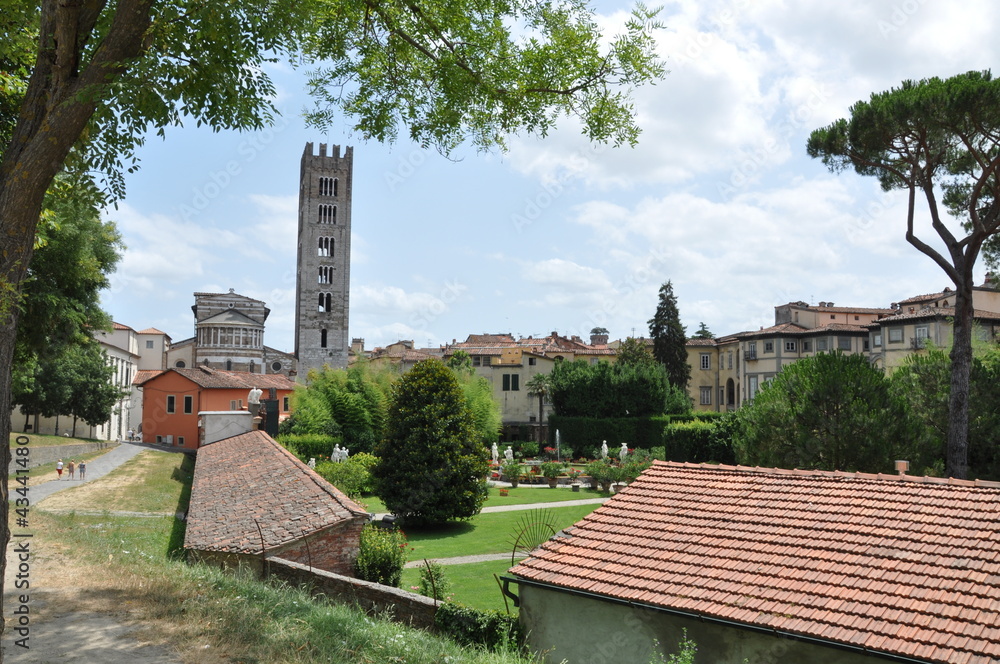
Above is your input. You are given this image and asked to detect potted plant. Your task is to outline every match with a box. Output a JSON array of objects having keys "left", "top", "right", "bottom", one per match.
[
  {"left": 540, "top": 461, "right": 566, "bottom": 488},
  {"left": 585, "top": 459, "right": 613, "bottom": 493},
  {"left": 501, "top": 460, "right": 523, "bottom": 488}
]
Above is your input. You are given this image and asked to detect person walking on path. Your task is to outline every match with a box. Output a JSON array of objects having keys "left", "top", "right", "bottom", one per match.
[
  {"left": 67, "top": 460, "right": 75, "bottom": 479},
  {"left": 78, "top": 460, "right": 86, "bottom": 480},
  {"left": 55, "top": 459, "right": 64, "bottom": 480}
]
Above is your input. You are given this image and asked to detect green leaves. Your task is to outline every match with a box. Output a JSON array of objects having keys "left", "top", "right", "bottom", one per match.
[{"left": 305, "top": 0, "right": 665, "bottom": 151}]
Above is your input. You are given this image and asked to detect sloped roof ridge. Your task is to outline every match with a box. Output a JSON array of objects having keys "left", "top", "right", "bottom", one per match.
[
  {"left": 667, "top": 461, "right": 1000, "bottom": 489},
  {"left": 262, "top": 434, "right": 369, "bottom": 517}
]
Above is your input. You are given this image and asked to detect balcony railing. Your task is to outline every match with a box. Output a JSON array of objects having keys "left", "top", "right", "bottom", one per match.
[
  {"left": 910, "top": 337, "right": 927, "bottom": 350},
  {"left": 743, "top": 349, "right": 757, "bottom": 361}
]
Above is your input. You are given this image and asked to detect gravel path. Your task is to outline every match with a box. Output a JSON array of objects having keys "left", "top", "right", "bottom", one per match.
[{"left": 24, "top": 442, "right": 166, "bottom": 504}]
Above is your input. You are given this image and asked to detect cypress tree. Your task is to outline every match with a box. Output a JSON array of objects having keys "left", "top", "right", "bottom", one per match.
[{"left": 648, "top": 281, "right": 690, "bottom": 389}]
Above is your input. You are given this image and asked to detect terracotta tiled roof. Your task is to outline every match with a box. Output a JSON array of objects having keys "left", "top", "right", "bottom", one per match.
[
  {"left": 112, "top": 322, "right": 134, "bottom": 331},
  {"left": 138, "top": 327, "right": 170, "bottom": 336},
  {"left": 867, "top": 307, "right": 1000, "bottom": 325},
  {"left": 686, "top": 338, "right": 717, "bottom": 346},
  {"left": 459, "top": 333, "right": 517, "bottom": 345},
  {"left": 184, "top": 430, "right": 367, "bottom": 555},
  {"left": 896, "top": 291, "right": 950, "bottom": 305},
  {"left": 137, "top": 367, "right": 297, "bottom": 390},
  {"left": 510, "top": 461, "right": 1000, "bottom": 664},
  {"left": 133, "top": 369, "right": 165, "bottom": 386}
]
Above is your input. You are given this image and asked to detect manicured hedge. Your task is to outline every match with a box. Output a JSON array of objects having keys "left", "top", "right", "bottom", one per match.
[{"left": 661, "top": 419, "right": 736, "bottom": 464}]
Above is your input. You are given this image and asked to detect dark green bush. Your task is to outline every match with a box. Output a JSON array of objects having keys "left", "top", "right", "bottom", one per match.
[
  {"left": 434, "top": 603, "right": 522, "bottom": 652},
  {"left": 314, "top": 452, "right": 379, "bottom": 499},
  {"left": 661, "top": 419, "right": 736, "bottom": 464},
  {"left": 277, "top": 434, "right": 339, "bottom": 462}
]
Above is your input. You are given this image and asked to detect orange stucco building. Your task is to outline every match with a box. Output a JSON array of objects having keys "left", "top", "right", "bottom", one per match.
[{"left": 136, "top": 367, "right": 297, "bottom": 449}]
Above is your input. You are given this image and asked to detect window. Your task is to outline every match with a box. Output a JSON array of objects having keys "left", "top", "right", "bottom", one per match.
[
  {"left": 271, "top": 361, "right": 282, "bottom": 372},
  {"left": 528, "top": 357, "right": 536, "bottom": 366},
  {"left": 502, "top": 374, "right": 510, "bottom": 391},
  {"left": 283, "top": 396, "right": 289, "bottom": 411},
  {"left": 874, "top": 333, "right": 882, "bottom": 347},
  {"left": 803, "top": 341, "right": 812, "bottom": 352},
  {"left": 166, "top": 395, "right": 175, "bottom": 414},
  {"left": 838, "top": 337, "right": 852, "bottom": 351},
  {"left": 318, "top": 204, "right": 337, "bottom": 224},
  {"left": 319, "top": 177, "right": 338, "bottom": 197},
  {"left": 472, "top": 356, "right": 481, "bottom": 367},
  {"left": 700, "top": 353, "right": 711, "bottom": 370},
  {"left": 146, "top": 340, "right": 155, "bottom": 349},
  {"left": 183, "top": 395, "right": 193, "bottom": 414},
  {"left": 480, "top": 356, "right": 490, "bottom": 367},
  {"left": 318, "top": 237, "right": 333, "bottom": 256},
  {"left": 817, "top": 339, "right": 828, "bottom": 351},
  {"left": 502, "top": 374, "right": 520, "bottom": 391},
  {"left": 728, "top": 352, "right": 733, "bottom": 369},
  {"left": 230, "top": 399, "right": 244, "bottom": 410},
  {"left": 719, "top": 386, "right": 725, "bottom": 405},
  {"left": 320, "top": 329, "right": 328, "bottom": 348},
  {"left": 748, "top": 375, "right": 759, "bottom": 400},
  {"left": 830, "top": 314, "right": 836, "bottom": 319},
  {"left": 888, "top": 328, "right": 903, "bottom": 343},
  {"left": 317, "top": 292, "right": 332, "bottom": 312},
  {"left": 863, "top": 339, "right": 870, "bottom": 351},
  {"left": 700, "top": 387, "right": 712, "bottom": 405},
  {"left": 764, "top": 341, "right": 774, "bottom": 353},
  {"left": 915, "top": 326, "right": 929, "bottom": 339},
  {"left": 784, "top": 341, "right": 796, "bottom": 352},
  {"left": 854, "top": 315, "right": 860, "bottom": 321},
  {"left": 226, "top": 359, "right": 232, "bottom": 371},
  {"left": 175, "top": 360, "right": 186, "bottom": 368}
]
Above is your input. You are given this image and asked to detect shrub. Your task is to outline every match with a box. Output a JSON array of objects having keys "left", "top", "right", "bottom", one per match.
[
  {"left": 417, "top": 561, "right": 451, "bottom": 601},
  {"left": 539, "top": 461, "right": 565, "bottom": 478},
  {"left": 277, "top": 433, "right": 339, "bottom": 462},
  {"left": 434, "top": 603, "right": 522, "bottom": 652},
  {"left": 584, "top": 459, "right": 613, "bottom": 483},
  {"left": 314, "top": 453, "right": 379, "bottom": 498},
  {"left": 661, "top": 420, "right": 736, "bottom": 465},
  {"left": 354, "top": 523, "right": 409, "bottom": 587}
]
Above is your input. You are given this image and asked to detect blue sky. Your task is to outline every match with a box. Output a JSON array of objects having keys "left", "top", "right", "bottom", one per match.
[{"left": 100, "top": 0, "right": 1000, "bottom": 354}]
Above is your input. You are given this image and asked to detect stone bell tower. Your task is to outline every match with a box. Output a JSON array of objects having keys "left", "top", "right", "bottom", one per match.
[{"left": 295, "top": 142, "right": 352, "bottom": 378}]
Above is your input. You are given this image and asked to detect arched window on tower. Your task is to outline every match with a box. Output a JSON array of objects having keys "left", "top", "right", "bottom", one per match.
[
  {"left": 318, "top": 204, "right": 334, "bottom": 224},
  {"left": 318, "top": 237, "right": 333, "bottom": 257},
  {"left": 319, "top": 177, "right": 334, "bottom": 197},
  {"left": 320, "top": 329, "right": 328, "bottom": 348},
  {"left": 318, "top": 293, "right": 326, "bottom": 312},
  {"left": 226, "top": 359, "right": 232, "bottom": 371},
  {"left": 325, "top": 293, "right": 332, "bottom": 312}
]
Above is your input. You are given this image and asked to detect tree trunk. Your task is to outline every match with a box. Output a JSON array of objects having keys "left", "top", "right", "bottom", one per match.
[{"left": 947, "top": 273, "right": 974, "bottom": 479}]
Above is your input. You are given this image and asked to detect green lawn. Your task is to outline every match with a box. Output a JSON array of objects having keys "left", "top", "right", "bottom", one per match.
[
  {"left": 403, "top": 503, "right": 598, "bottom": 561},
  {"left": 358, "top": 484, "right": 606, "bottom": 514},
  {"left": 400, "top": 559, "right": 519, "bottom": 612},
  {"left": 8, "top": 432, "right": 101, "bottom": 447}
]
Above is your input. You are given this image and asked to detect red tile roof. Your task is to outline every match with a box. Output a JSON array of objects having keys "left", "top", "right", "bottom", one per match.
[
  {"left": 136, "top": 367, "right": 297, "bottom": 390},
  {"left": 137, "top": 327, "right": 169, "bottom": 336},
  {"left": 510, "top": 461, "right": 1000, "bottom": 664},
  {"left": 112, "top": 322, "right": 134, "bottom": 331},
  {"left": 869, "top": 307, "right": 1000, "bottom": 325},
  {"left": 184, "top": 430, "right": 367, "bottom": 555},
  {"left": 133, "top": 369, "right": 165, "bottom": 386}
]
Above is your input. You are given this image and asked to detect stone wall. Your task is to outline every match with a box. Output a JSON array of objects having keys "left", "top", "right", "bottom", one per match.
[
  {"left": 269, "top": 557, "right": 438, "bottom": 630},
  {"left": 274, "top": 519, "right": 365, "bottom": 577},
  {"left": 16, "top": 441, "right": 118, "bottom": 469}
]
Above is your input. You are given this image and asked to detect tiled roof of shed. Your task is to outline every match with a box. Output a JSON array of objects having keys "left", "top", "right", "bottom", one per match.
[
  {"left": 184, "top": 430, "right": 367, "bottom": 555},
  {"left": 133, "top": 369, "right": 164, "bottom": 386},
  {"left": 510, "top": 461, "right": 1000, "bottom": 664}
]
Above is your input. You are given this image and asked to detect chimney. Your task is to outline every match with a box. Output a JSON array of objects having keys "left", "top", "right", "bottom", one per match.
[
  {"left": 895, "top": 459, "right": 909, "bottom": 476},
  {"left": 199, "top": 410, "right": 254, "bottom": 446}
]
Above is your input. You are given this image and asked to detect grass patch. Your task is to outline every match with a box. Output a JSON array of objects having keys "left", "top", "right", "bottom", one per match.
[
  {"left": 35, "top": 510, "right": 531, "bottom": 664},
  {"left": 360, "top": 485, "right": 606, "bottom": 514},
  {"left": 12, "top": 449, "right": 110, "bottom": 483},
  {"left": 404, "top": 504, "right": 598, "bottom": 561},
  {"left": 401, "top": 559, "right": 519, "bottom": 612},
  {"left": 8, "top": 432, "right": 99, "bottom": 447}
]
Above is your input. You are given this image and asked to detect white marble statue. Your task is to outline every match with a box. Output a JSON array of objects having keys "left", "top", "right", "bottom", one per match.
[
  {"left": 333, "top": 444, "right": 342, "bottom": 462},
  {"left": 248, "top": 386, "right": 262, "bottom": 405},
  {"left": 601, "top": 440, "right": 608, "bottom": 461},
  {"left": 504, "top": 445, "right": 514, "bottom": 463},
  {"left": 308, "top": 458, "right": 316, "bottom": 469},
  {"left": 619, "top": 442, "right": 629, "bottom": 463},
  {"left": 491, "top": 443, "right": 499, "bottom": 465}
]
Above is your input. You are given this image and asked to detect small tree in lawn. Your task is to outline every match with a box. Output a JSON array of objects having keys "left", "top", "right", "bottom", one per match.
[{"left": 373, "top": 359, "right": 489, "bottom": 526}]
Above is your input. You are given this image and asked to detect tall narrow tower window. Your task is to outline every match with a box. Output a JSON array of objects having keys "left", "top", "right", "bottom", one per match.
[
  {"left": 318, "top": 237, "right": 334, "bottom": 256},
  {"left": 320, "top": 329, "right": 328, "bottom": 348},
  {"left": 318, "top": 204, "right": 336, "bottom": 224},
  {"left": 318, "top": 293, "right": 326, "bottom": 312},
  {"left": 325, "top": 293, "right": 332, "bottom": 312},
  {"left": 319, "top": 177, "right": 336, "bottom": 197}
]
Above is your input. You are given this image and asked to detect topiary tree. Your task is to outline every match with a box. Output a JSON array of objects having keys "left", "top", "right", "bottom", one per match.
[{"left": 373, "top": 359, "right": 490, "bottom": 525}]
